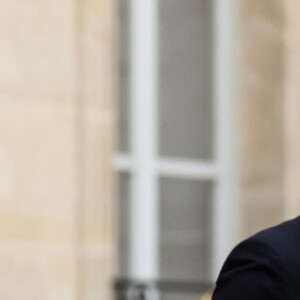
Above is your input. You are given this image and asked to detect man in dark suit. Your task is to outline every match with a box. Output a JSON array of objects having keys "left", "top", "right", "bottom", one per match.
[{"left": 212, "top": 216, "right": 300, "bottom": 299}]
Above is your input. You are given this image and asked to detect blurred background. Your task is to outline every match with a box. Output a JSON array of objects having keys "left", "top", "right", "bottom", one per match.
[{"left": 0, "top": 0, "right": 299, "bottom": 299}]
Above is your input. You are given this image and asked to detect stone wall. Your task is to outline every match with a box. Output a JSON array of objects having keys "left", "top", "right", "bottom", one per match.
[
  {"left": 239, "top": 0, "right": 286, "bottom": 238},
  {"left": 0, "top": 0, "right": 115, "bottom": 299},
  {"left": 239, "top": 0, "right": 300, "bottom": 238},
  {"left": 284, "top": 0, "right": 300, "bottom": 219}
]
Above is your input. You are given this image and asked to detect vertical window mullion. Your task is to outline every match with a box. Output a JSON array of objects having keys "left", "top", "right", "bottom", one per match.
[
  {"left": 129, "top": 0, "right": 159, "bottom": 281},
  {"left": 212, "top": 0, "right": 237, "bottom": 280}
]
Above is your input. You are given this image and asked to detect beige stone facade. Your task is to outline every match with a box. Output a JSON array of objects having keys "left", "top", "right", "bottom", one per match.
[
  {"left": 284, "top": 0, "right": 300, "bottom": 220},
  {"left": 0, "top": 0, "right": 115, "bottom": 299},
  {"left": 239, "top": 0, "right": 300, "bottom": 238},
  {"left": 239, "top": 0, "right": 286, "bottom": 238},
  {"left": 2, "top": 0, "right": 300, "bottom": 299}
]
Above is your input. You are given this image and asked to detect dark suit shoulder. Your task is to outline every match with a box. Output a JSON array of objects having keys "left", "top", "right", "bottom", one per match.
[
  {"left": 253, "top": 217, "right": 300, "bottom": 299},
  {"left": 253, "top": 216, "right": 300, "bottom": 248},
  {"left": 213, "top": 228, "right": 288, "bottom": 299},
  {"left": 213, "top": 217, "right": 300, "bottom": 300}
]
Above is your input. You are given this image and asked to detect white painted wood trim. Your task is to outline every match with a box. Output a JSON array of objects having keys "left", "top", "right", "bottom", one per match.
[
  {"left": 158, "top": 158, "right": 218, "bottom": 180},
  {"left": 113, "top": 154, "right": 133, "bottom": 172},
  {"left": 212, "top": 0, "right": 237, "bottom": 280},
  {"left": 129, "top": 0, "right": 159, "bottom": 281},
  {"left": 114, "top": 154, "right": 218, "bottom": 180}
]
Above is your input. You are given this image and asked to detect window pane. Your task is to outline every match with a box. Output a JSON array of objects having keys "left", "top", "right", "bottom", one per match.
[
  {"left": 159, "top": 177, "right": 213, "bottom": 281},
  {"left": 117, "top": 0, "right": 130, "bottom": 153},
  {"left": 116, "top": 173, "right": 131, "bottom": 276},
  {"left": 159, "top": 0, "right": 213, "bottom": 160}
]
